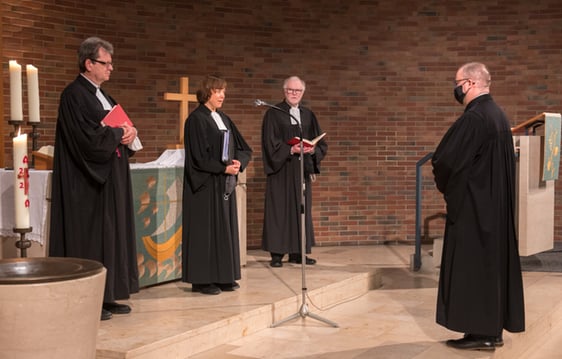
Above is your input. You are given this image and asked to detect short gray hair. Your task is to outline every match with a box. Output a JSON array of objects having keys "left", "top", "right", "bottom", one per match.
[
  {"left": 460, "top": 62, "right": 491, "bottom": 87},
  {"left": 78, "top": 37, "right": 114, "bottom": 73},
  {"left": 283, "top": 76, "right": 306, "bottom": 90}
]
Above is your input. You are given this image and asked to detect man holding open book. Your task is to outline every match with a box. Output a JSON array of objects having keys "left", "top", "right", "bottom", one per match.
[{"left": 261, "top": 76, "right": 328, "bottom": 268}]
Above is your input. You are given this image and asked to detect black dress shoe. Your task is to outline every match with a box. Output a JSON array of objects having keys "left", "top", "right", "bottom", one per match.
[
  {"left": 463, "top": 333, "right": 504, "bottom": 347},
  {"left": 494, "top": 335, "right": 503, "bottom": 347},
  {"left": 192, "top": 284, "right": 221, "bottom": 295},
  {"left": 446, "top": 334, "right": 495, "bottom": 350},
  {"left": 101, "top": 308, "right": 113, "bottom": 321},
  {"left": 103, "top": 302, "right": 131, "bottom": 314},
  {"left": 288, "top": 255, "right": 317, "bottom": 265},
  {"left": 494, "top": 336, "right": 504, "bottom": 347},
  {"left": 216, "top": 282, "right": 240, "bottom": 291},
  {"left": 270, "top": 259, "right": 283, "bottom": 268}
]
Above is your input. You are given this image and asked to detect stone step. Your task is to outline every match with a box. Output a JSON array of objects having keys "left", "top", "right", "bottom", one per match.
[{"left": 95, "top": 246, "right": 562, "bottom": 358}]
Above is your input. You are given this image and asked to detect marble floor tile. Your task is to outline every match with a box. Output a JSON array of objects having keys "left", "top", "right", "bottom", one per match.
[{"left": 96, "top": 244, "right": 562, "bottom": 359}]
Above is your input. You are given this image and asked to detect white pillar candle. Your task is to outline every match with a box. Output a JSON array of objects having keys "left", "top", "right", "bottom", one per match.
[
  {"left": 9, "top": 60, "right": 23, "bottom": 122},
  {"left": 26, "top": 64, "right": 40, "bottom": 123},
  {"left": 13, "top": 133, "right": 30, "bottom": 229}
]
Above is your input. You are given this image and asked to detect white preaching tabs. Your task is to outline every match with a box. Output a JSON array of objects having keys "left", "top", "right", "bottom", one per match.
[
  {"left": 211, "top": 111, "right": 228, "bottom": 130},
  {"left": 290, "top": 106, "right": 301, "bottom": 125},
  {"left": 96, "top": 88, "right": 113, "bottom": 110}
]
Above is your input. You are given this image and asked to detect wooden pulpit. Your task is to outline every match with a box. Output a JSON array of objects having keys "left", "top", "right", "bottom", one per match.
[{"left": 513, "top": 112, "right": 561, "bottom": 256}]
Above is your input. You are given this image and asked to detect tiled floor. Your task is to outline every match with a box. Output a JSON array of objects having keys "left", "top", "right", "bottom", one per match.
[{"left": 96, "top": 244, "right": 562, "bottom": 359}]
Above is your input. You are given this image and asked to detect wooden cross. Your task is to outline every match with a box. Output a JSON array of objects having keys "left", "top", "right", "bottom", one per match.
[{"left": 164, "top": 76, "right": 197, "bottom": 146}]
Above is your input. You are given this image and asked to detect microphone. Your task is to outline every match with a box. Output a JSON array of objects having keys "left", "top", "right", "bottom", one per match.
[
  {"left": 253, "top": 98, "right": 301, "bottom": 132},
  {"left": 254, "top": 99, "right": 283, "bottom": 112},
  {"left": 254, "top": 99, "right": 267, "bottom": 107}
]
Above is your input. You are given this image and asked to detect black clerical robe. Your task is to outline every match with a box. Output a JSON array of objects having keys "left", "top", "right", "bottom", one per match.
[
  {"left": 432, "top": 94, "right": 525, "bottom": 336},
  {"left": 49, "top": 75, "right": 139, "bottom": 302},
  {"left": 261, "top": 101, "right": 327, "bottom": 255},
  {"left": 182, "top": 104, "right": 252, "bottom": 284}
]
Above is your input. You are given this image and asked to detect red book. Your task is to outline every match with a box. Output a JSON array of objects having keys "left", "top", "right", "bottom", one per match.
[
  {"left": 102, "top": 104, "right": 133, "bottom": 127},
  {"left": 287, "top": 132, "right": 326, "bottom": 148}
]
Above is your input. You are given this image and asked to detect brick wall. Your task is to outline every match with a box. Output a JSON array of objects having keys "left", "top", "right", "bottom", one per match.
[{"left": 2, "top": 0, "right": 562, "bottom": 249}]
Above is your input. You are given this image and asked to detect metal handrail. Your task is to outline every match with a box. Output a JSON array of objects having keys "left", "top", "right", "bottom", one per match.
[
  {"left": 413, "top": 114, "right": 547, "bottom": 271},
  {"left": 413, "top": 151, "right": 434, "bottom": 271}
]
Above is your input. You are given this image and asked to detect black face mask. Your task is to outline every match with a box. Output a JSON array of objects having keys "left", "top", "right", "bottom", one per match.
[{"left": 453, "top": 85, "right": 465, "bottom": 104}]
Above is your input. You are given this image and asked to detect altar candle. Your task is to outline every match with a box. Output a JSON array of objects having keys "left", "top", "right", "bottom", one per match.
[
  {"left": 13, "top": 132, "right": 30, "bottom": 229},
  {"left": 26, "top": 64, "right": 40, "bottom": 123},
  {"left": 9, "top": 60, "right": 23, "bottom": 122}
]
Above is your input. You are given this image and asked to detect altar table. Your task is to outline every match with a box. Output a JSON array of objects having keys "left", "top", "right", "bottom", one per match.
[
  {"left": 130, "top": 164, "right": 184, "bottom": 287},
  {"left": 1, "top": 150, "right": 247, "bottom": 288}
]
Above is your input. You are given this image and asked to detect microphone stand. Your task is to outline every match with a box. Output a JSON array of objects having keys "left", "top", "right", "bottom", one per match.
[{"left": 255, "top": 99, "right": 338, "bottom": 328}]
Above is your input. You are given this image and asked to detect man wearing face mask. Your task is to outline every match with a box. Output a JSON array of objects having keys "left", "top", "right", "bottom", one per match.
[{"left": 431, "top": 62, "right": 525, "bottom": 350}]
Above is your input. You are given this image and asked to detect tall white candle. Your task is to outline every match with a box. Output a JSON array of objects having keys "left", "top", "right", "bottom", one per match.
[
  {"left": 26, "top": 64, "right": 40, "bottom": 123},
  {"left": 9, "top": 60, "right": 23, "bottom": 122},
  {"left": 13, "top": 133, "right": 30, "bottom": 229}
]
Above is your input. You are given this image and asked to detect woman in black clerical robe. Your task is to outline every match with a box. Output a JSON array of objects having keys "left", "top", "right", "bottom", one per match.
[{"left": 181, "top": 75, "right": 252, "bottom": 295}]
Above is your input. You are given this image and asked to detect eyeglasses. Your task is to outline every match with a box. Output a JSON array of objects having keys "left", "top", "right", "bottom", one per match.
[
  {"left": 90, "top": 58, "right": 114, "bottom": 67},
  {"left": 285, "top": 88, "right": 304, "bottom": 94},
  {"left": 453, "top": 78, "right": 470, "bottom": 86}
]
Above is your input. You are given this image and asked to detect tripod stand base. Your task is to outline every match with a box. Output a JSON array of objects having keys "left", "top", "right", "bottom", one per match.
[{"left": 271, "top": 302, "right": 339, "bottom": 328}]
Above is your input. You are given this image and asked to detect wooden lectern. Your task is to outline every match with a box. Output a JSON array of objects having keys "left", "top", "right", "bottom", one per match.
[{"left": 512, "top": 112, "right": 561, "bottom": 256}]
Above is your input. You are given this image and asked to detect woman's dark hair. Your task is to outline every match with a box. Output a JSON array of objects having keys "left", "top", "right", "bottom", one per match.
[{"left": 196, "top": 75, "right": 227, "bottom": 104}]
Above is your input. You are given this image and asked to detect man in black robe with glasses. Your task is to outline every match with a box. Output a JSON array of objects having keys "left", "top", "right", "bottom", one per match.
[
  {"left": 261, "top": 76, "right": 328, "bottom": 268},
  {"left": 432, "top": 62, "right": 525, "bottom": 350},
  {"left": 49, "top": 37, "right": 140, "bottom": 321}
]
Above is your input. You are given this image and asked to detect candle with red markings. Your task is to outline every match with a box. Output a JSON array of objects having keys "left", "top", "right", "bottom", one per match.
[{"left": 13, "top": 131, "right": 30, "bottom": 228}]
